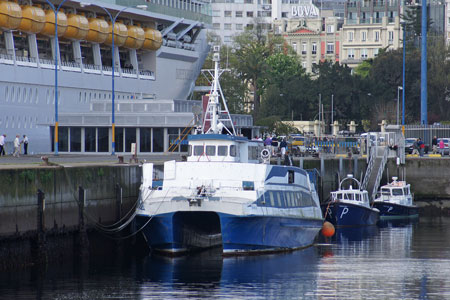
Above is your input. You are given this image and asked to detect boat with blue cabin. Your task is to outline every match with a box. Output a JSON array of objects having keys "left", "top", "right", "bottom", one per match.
[
  {"left": 135, "top": 48, "right": 324, "bottom": 255},
  {"left": 373, "top": 177, "right": 419, "bottom": 220},
  {"left": 322, "top": 175, "right": 379, "bottom": 227}
]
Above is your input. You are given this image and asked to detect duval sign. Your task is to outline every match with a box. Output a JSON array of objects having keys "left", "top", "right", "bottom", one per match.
[{"left": 291, "top": 5, "right": 319, "bottom": 18}]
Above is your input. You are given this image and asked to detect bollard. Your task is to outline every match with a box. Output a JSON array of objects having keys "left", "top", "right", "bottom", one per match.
[
  {"left": 353, "top": 157, "right": 358, "bottom": 177},
  {"left": 76, "top": 186, "right": 89, "bottom": 259},
  {"left": 339, "top": 157, "right": 343, "bottom": 176}
]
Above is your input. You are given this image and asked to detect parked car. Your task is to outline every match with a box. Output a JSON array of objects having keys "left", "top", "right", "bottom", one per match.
[
  {"left": 405, "top": 138, "right": 416, "bottom": 154},
  {"left": 437, "top": 138, "right": 450, "bottom": 155}
]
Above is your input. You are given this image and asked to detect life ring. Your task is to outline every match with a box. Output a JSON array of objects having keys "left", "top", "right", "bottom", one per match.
[{"left": 261, "top": 149, "right": 270, "bottom": 160}]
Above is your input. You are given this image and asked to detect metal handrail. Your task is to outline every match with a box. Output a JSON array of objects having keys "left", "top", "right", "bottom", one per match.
[
  {"left": 361, "top": 146, "right": 376, "bottom": 190},
  {"left": 371, "top": 146, "right": 389, "bottom": 201}
]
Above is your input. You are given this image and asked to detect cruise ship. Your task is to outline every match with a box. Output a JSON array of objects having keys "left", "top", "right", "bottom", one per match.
[{"left": 0, "top": 0, "right": 240, "bottom": 154}]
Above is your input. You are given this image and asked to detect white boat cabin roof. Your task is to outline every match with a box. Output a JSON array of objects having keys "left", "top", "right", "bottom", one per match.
[{"left": 187, "top": 134, "right": 264, "bottom": 163}]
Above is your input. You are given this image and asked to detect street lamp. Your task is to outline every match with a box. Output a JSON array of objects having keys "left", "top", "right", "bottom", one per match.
[
  {"left": 44, "top": 0, "right": 70, "bottom": 155},
  {"left": 401, "top": 21, "right": 406, "bottom": 134},
  {"left": 397, "top": 86, "right": 403, "bottom": 126},
  {"left": 80, "top": 3, "right": 145, "bottom": 155}
]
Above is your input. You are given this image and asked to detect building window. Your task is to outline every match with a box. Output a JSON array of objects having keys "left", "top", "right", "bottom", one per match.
[
  {"left": 246, "top": 24, "right": 253, "bottom": 29},
  {"left": 247, "top": 11, "right": 254, "bottom": 17},
  {"left": 281, "top": 12, "right": 288, "bottom": 18},
  {"left": 236, "top": 11, "right": 243, "bottom": 17},
  {"left": 244, "top": 0, "right": 253, "bottom": 3},
  {"left": 302, "top": 61, "right": 307, "bottom": 69},
  {"left": 362, "top": 31, "right": 367, "bottom": 41},
  {"left": 85, "top": 127, "right": 96, "bottom": 152},
  {"left": 212, "top": 10, "right": 220, "bottom": 17},
  {"left": 361, "top": 48, "right": 368, "bottom": 58},
  {"left": 375, "top": 31, "right": 380, "bottom": 42},
  {"left": 347, "top": 48, "right": 354, "bottom": 58},
  {"left": 312, "top": 43, "right": 317, "bottom": 54},
  {"left": 327, "top": 25, "right": 334, "bottom": 33},
  {"left": 224, "top": 36, "right": 232, "bottom": 43},
  {"left": 213, "top": 23, "right": 220, "bottom": 29},
  {"left": 224, "top": 23, "right": 232, "bottom": 30},
  {"left": 224, "top": 10, "right": 232, "bottom": 17},
  {"left": 98, "top": 127, "right": 109, "bottom": 152},
  {"left": 257, "top": 11, "right": 271, "bottom": 17},
  {"left": 292, "top": 42, "right": 297, "bottom": 52},
  {"left": 236, "top": 23, "right": 243, "bottom": 30},
  {"left": 302, "top": 42, "right": 307, "bottom": 55},
  {"left": 326, "top": 42, "right": 334, "bottom": 54},
  {"left": 348, "top": 31, "right": 354, "bottom": 42},
  {"left": 374, "top": 48, "right": 379, "bottom": 57},
  {"left": 388, "top": 31, "right": 394, "bottom": 42}
]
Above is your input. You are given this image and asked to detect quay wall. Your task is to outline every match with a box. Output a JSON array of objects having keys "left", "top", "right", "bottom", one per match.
[{"left": 0, "top": 165, "right": 141, "bottom": 238}]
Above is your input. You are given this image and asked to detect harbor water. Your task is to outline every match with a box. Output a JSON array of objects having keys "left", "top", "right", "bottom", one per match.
[{"left": 1, "top": 217, "right": 449, "bottom": 299}]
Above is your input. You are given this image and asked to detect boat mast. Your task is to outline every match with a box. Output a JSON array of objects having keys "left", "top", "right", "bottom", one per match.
[{"left": 202, "top": 46, "right": 236, "bottom": 135}]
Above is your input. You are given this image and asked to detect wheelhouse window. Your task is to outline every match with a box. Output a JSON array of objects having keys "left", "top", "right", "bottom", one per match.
[
  {"left": 194, "top": 145, "right": 204, "bottom": 155},
  {"left": 206, "top": 145, "right": 216, "bottom": 156},
  {"left": 288, "top": 170, "right": 294, "bottom": 184},
  {"left": 188, "top": 145, "right": 192, "bottom": 156},
  {"left": 381, "top": 188, "right": 390, "bottom": 196},
  {"left": 392, "top": 188, "right": 403, "bottom": 196},
  {"left": 230, "top": 145, "right": 237, "bottom": 157},
  {"left": 242, "top": 181, "right": 254, "bottom": 191},
  {"left": 218, "top": 145, "right": 228, "bottom": 156}
]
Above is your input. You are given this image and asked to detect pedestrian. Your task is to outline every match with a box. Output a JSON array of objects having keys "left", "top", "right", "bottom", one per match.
[
  {"left": 22, "top": 134, "right": 29, "bottom": 155},
  {"left": 432, "top": 136, "right": 438, "bottom": 154},
  {"left": 13, "top": 135, "right": 20, "bottom": 157},
  {"left": 418, "top": 138, "right": 425, "bottom": 157},
  {"left": 280, "top": 138, "right": 287, "bottom": 158},
  {"left": 284, "top": 150, "right": 292, "bottom": 166},
  {"left": 412, "top": 139, "right": 419, "bottom": 155},
  {"left": 439, "top": 139, "right": 445, "bottom": 156},
  {"left": 0, "top": 134, "right": 5, "bottom": 156}
]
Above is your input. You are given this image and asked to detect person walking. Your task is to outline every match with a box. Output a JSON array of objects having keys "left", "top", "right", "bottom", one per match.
[
  {"left": 0, "top": 134, "right": 5, "bottom": 156},
  {"left": 418, "top": 138, "right": 425, "bottom": 157},
  {"left": 432, "top": 136, "right": 438, "bottom": 154},
  {"left": 13, "top": 135, "right": 20, "bottom": 157},
  {"left": 280, "top": 138, "right": 287, "bottom": 158},
  {"left": 22, "top": 135, "right": 29, "bottom": 155},
  {"left": 439, "top": 139, "right": 445, "bottom": 156}
]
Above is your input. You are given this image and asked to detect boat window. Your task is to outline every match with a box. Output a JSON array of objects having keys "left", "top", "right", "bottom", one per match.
[
  {"left": 242, "top": 181, "right": 254, "bottom": 191},
  {"left": 218, "top": 145, "right": 228, "bottom": 156},
  {"left": 230, "top": 145, "right": 237, "bottom": 157},
  {"left": 405, "top": 187, "right": 410, "bottom": 195},
  {"left": 381, "top": 188, "right": 391, "bottom": 196},
  {"left": 276, "top": 192, "right": 282, "bottom": 207},
  {"left": 206, "top": 145, "right": 216, "bottom": 156},
  {"left": 392, "top": 188, "right": 403, "bottom": 196},
  {"left": 355, "top": 193, "right": 360, "bottom": 201},
  {"left": 345, "top": 193, "right": 354, "bottom": 200},
  {"left": 194, "top": 145, "right": 204, "bottom": 156},
  {"left": 188, "top": 145, "right": 192, "bottom": 156},
  {"left": 288, "top": 170, "right": 294, "bottom": 184},
  {"left": 297, "top": 192, "right": 303, "bottom": 206},
  {"left": 269, "top": 191, "right": 275, "bottom": 206},
  {"left": 336, "top": 193, "right": 343, "bottom": 200}
]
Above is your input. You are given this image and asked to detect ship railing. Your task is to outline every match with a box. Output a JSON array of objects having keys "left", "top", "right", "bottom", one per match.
[
  {"left": 0, "top": 53, "right": 14, "bottom": 65},
  {"left": 83, "top": 63, "right": 102, "bottom": 74},
  {"left": 60, "top": 61, "right": 81, "bottom": 72},
  {"left": 39, "top": 58, "right": 56, "bottom": 69},
  {"left": 15, "top": 55, "right": 37, "bottom": 67},
  {"left": 139, "top": 69, "right": 155, "bottom": 80},
  {"left": 102, "top": 65, "right": 119, "bottom": 76},
  {"left": 121, "top": 67, "right": 137, "bottom": 78}
]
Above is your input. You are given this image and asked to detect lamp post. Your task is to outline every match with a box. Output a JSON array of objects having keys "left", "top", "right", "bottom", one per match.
[
  {"left": 401, "top": 21, "right": 406, "bottom": 133},
  {"left": 397, "top": 86, "right": 403, "bottom": 126},
  {"left": 45, "top": 0, "right": 70, "bottom": 156}
]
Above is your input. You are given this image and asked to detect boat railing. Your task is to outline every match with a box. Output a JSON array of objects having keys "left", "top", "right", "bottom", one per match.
[
  {"left": 122, "top": 67, "right": 136, "bottom": 75},
  {"left": 139, "top": 69, "right": 155, "bottom": 78},
  {"left": 0, "top": 53, "right": 14, "bottom": 61},
  {"left": 83, "top": 63, "right": 102, "bottom": 71},
  {"left": 15, "top": 56, "right": 37, "bottom": 63},
  {"left": 102, "top": 65, "right": 112, "bottom": 72}
]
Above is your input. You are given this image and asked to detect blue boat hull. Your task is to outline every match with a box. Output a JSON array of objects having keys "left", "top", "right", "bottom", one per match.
[
  {"left": 136, "top": 212, "right": 323, "bottom": 254},
  {"left": 373, "top": 202, "right": 419, "bottom": 220},
  {"left": 322, "top": 202, "right": 379, "bottom": 227}
]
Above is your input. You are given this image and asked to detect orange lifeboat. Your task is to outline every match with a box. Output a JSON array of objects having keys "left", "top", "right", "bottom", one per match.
[
  {"left": 85, "top": 17, "right": 108, "bottom": 43},
  {"left": 104, "top": 21, "right": 127, "bottom": 47},
  {"left": 63, "top": 13, "right": 89, "bottom": 40},
  {"left": 0, "top": 1, "right": 22, "bottom": 30},
  {"left": 18, "top": 5, "right": 45, "bottom": 34},
  {"left": 142, "top": 28, "right": 162, "bottom": 51},
  {"left": 123, "top": 25, "right": 144, "bottom": 49},
  {"left": 41, "top": 9, "right": 67, "bottom": 36}
]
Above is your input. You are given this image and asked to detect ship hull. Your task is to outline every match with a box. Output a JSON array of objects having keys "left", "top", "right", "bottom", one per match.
[
  {"left": 136, "top": 212, "right": 323, "bottom": 255},
  {"left": 373, "top": 202, "right": 419, "bottom": 220},
  {"left": 323, "top": 202, "right": 379, "bottom": 227}
]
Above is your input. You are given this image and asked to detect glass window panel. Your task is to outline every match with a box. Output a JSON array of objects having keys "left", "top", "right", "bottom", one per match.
[
  {"left": 218, "top": 145, "right": 227, "bottom": 156},
  {"left": 115, "top": 127, "right": 124, "bottom": 152},
  {"left": 153, "top": 128, "right": 164, "bottom": 152},
  {"left": 230, "top": 145, "right": 236, "bottom": 156},
  {"left": 140, "top": 128, "right": 151, "bottom": 152},
  {"left": 59, "top": 127, "right": 68, "bottom": 152},
  {"left": 194, "top": 145, "right": 203, "bottom": 155},
  {"left": 85, "top": 127, "right": 96, "bottom": 152},
  {"left": 125, "top": 128, "right": 136, "bottom": 153},
  {"left": 98, "top": 127, "right": 109, "bottom": 152},
  {"left": 70, "top": 127, "right": 81, "bottom": 152},
  {"left": 206, "top": 145, "right": 215, "bottom": 156}
]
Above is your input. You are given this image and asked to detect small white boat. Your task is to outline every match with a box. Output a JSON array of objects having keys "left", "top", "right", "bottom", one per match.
[
  {"left": 323, "top": 175, "right": 379, "bottom": 227},
  {"left": 373, "top": 177, "right": 419, "bottom": 219}
]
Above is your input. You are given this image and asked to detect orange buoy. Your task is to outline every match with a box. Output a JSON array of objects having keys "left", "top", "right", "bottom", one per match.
[{"left": 321, "top": 221, "right": 335, "bottom": 237}]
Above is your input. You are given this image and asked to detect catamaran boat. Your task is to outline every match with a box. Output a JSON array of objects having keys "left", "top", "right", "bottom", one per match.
[
  {"left": 322, "top": 175, "right": 379, "bottom": 227},
  {"left": 135, "top": 48, "right": 324, "bottom": 255},
  {"left": 373, "top": 177, "right": 419, "bottom": 220}
]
